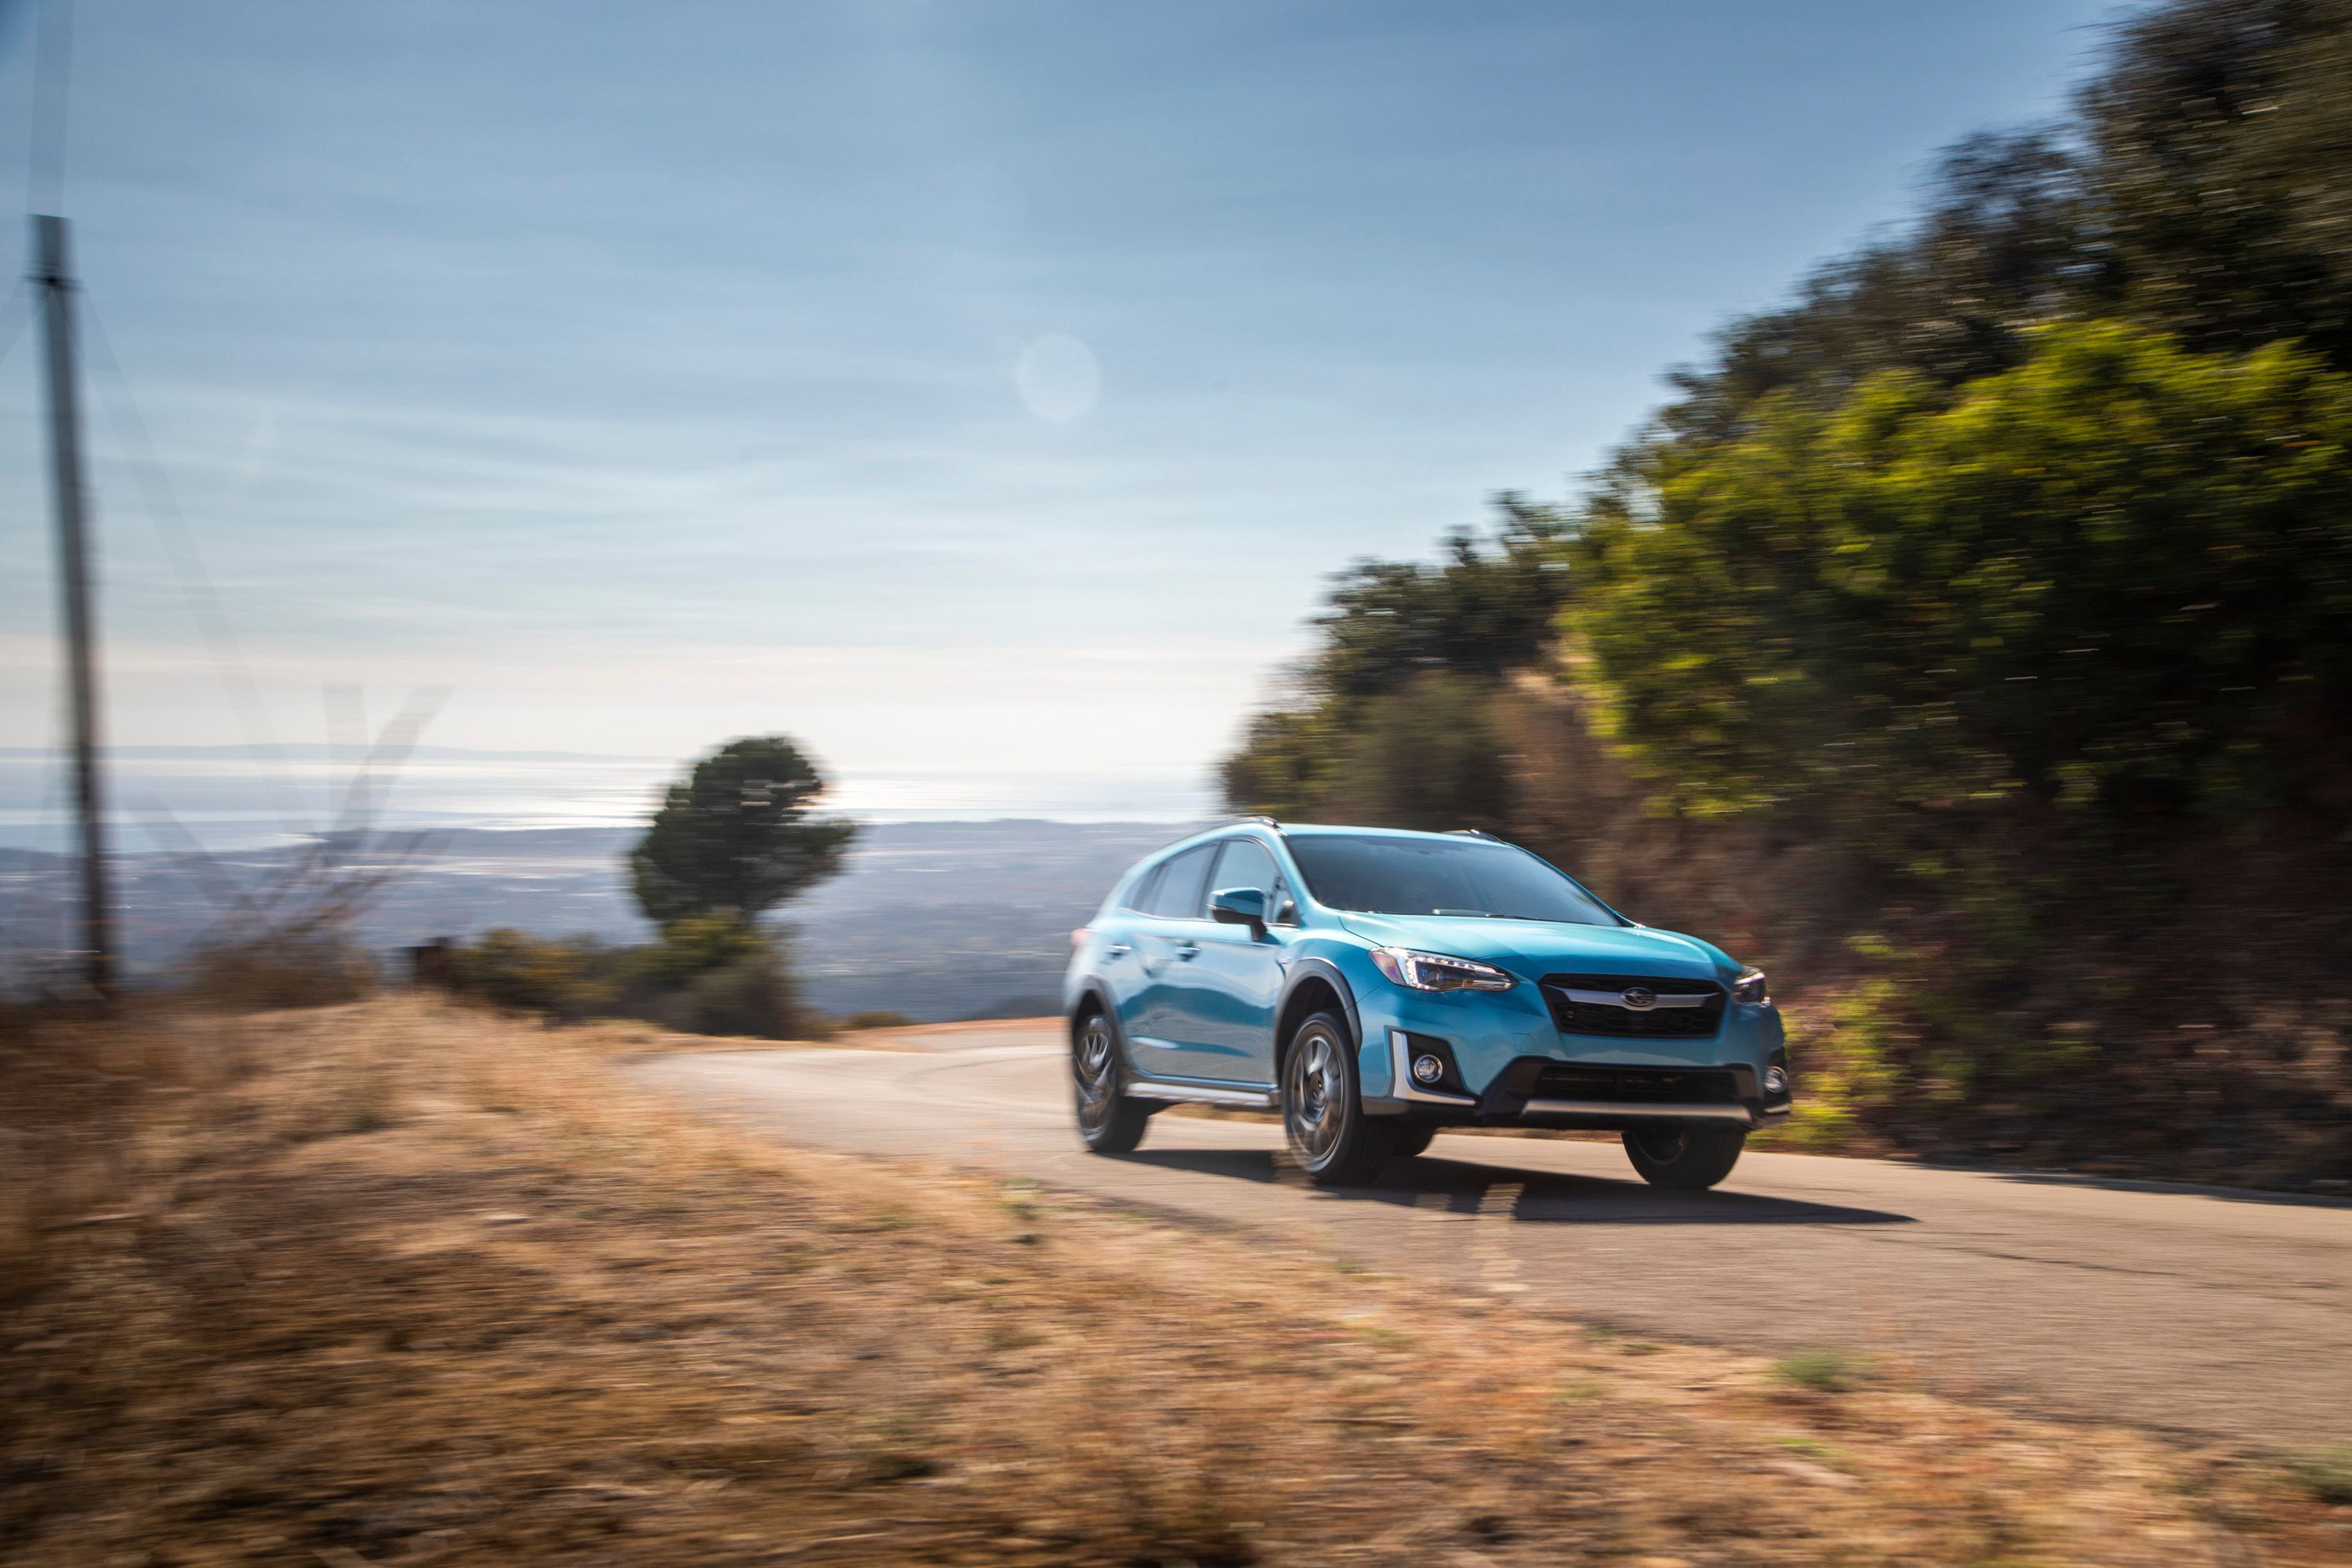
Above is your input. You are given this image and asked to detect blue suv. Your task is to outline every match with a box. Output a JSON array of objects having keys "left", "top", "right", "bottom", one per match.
[{"left": 1065, "top": 821, "right": 1788, "bottom": 1188}]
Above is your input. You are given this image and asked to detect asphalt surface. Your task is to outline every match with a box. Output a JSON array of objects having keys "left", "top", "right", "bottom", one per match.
[{"left": 633, "top": 1022, "right": 2352, "bottom": 1447}]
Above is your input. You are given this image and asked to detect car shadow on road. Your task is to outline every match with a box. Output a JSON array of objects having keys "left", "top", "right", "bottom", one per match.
[{"left": 1120, "top": 1148, "right": 1914, "bottom": 1225}]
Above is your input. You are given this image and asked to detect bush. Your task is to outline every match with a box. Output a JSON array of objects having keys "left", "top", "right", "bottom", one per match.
[
  {"left": 448, "top": 929, "right": 614, "bottom": 1021},
  {"left": 639, "top": 934, "right": 807, "bottom": 1041},
  {"left": 2287, "top": 1446, "right": 2352, "bottom": 1506},
  {"left": 434, "top": 916, "right": 815, "bottom": 1040},
  {"left": 183, "top": 935, "right": 379, "bottom": 1011},
  {"left": 1774, "top": 1349, "right": 1867, "bottom": 1393},
  {"left": 1574, "top": 322, "right": 2352, "bottom": 840}
]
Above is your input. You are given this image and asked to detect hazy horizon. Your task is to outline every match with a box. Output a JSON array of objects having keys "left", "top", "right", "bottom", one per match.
[{"left": 0, "top": 741, "right": 1218, "bottom": 853}]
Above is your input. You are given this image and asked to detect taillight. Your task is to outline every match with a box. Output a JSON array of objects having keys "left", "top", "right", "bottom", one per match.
[{"left": 1070, "top": 927, "right": 1091, "bottom": 952}]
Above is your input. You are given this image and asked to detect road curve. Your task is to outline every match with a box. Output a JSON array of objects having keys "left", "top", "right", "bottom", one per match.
[{"left": 632, "top": 1023, "right": 2352, "bottom": 1448}]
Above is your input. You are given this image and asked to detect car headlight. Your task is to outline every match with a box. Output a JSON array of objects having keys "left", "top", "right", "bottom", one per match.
[
  {"left": 1731, "top": 967, "right": 1769, "bottom": 1005},
  {"left": 1371, "top": 948, "right": 1515, "bottom": 993}
]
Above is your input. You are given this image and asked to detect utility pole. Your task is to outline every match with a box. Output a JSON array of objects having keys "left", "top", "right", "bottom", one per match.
[{"left": 34, "top": 212, "right": 111, "bottom": 999}]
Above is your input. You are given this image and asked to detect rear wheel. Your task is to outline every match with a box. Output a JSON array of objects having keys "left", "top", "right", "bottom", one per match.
[
  {"left": 1282, "top": 1012, "right": 1393, "bottom": 1185},
  {"left": 1073, "top": 1012, "right": 1149, "bottom": 1154},
  {"left": 1621, "top": 1123, "right": 1745, "bottom": 1190}
]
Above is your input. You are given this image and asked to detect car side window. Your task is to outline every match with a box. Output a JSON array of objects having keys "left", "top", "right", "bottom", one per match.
[
  {"left": 1211, "top": 837, "right": 1298, "bottom": 927},
  {"left": 1208, "top": 838, "right": 1284, "bottom": 915},
  {"left": 1120, "top": 861, "right": 1166, "bottom": 913},
  {"left": 1142, "top": 844, "right": 1215, "bottom": 919}
]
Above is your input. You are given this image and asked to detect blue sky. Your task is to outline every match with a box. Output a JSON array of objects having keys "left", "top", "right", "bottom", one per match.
[{"left": 0, "top": 0, "right": 2116, "bottom": 822}]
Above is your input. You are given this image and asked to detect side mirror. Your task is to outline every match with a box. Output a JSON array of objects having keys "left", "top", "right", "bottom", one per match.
[{"left": 1208, "top": 886, "right": 1269, "bottom": 938}]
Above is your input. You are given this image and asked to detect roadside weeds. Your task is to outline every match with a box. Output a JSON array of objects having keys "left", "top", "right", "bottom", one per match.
[{"left": 3, "top": 994, "right": 2346, "bottom": 1566}]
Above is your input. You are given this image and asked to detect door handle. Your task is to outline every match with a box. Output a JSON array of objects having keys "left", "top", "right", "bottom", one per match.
[
  {"left": 1105, "top": 942, "right": 1133, "bottom": 959},
  {"left": 1174, "top": 942, "right": 1200, "bottom": 960}
]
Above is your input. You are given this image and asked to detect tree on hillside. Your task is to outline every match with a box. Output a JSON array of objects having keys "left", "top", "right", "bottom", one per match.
[
  {"left": 1221, "top": 495, "right": 1570, "bottom": 822},
  {"left": 1664, "top": 0, "right": 2352, "bottom": 441},
  {"left": 1574, "top": 321, "right": 2352, "bottom": 834},
  {"left": 630, "top": 737, "right": 855, "bottom": 924},
  {"left": 2085, "top": 0, "right": 2352, "bottom": 366},
  {"left": 1314, "top": 494, "right": 1573, "bottom": 702}
]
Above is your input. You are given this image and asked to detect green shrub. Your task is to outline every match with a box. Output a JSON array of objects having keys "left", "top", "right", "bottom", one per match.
[
  {"left": 448, "top": 929, "right": 613, "bottom": 1020},
  {"left": 639, "top": 912, "right": 764, "bottom": 985},
  {"left": 437, "top": 918, "right": 814, "bottom": 1040},
  {"left": 1773, "top": 1349, "right": 1867, "bottom": 1393},
  {"left": 1574, "top": 323, "right": 2352, "bottom": 840},
  {"left": 645, "top": 946, "right": 805, "bottom": 1040},
  {"left": 2286, "top": 1446, "right": 2352, "bottom": 1506}
]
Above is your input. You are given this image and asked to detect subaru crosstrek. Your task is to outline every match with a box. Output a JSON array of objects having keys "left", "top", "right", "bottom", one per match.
[{"left": 1064, "top": 821, "right": 1788, "bottom": 1188}]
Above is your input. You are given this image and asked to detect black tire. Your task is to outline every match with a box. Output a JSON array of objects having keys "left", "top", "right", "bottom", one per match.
[
  {"left": 1389, "top": 1122, "right": 1439, "bottom": 1159},
  {"left": 1073, "top": 1011, "right": 1149, "bottom": 1155},
  {"left": 1281, "top": 1011, "right": 1394, "bottom": 1185},
  {"left": 1621, "top": 1123, "right": 1746, "bottom": 1190}
]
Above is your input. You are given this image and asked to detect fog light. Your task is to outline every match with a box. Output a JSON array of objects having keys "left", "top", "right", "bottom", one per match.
[
  {"left": 1411, "top": 1053, "right": 1446, "bottom": 1086},
  {"left": 1764, "top": 1065, "right": 1790, "bottom": 1097}
]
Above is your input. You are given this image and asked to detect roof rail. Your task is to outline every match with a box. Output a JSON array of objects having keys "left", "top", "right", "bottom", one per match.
[{"left": 1448, "top": 827, "right": 1500, "bottom": 839}]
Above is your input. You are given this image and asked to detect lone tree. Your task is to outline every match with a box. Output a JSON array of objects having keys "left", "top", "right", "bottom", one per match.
[{"left": 630, "top": 737, "right": 855, "bottom": 924}]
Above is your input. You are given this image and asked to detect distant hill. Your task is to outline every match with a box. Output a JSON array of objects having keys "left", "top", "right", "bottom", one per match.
[{"left": 2, "top": 820, "right": 1199, "bottom": 1023}]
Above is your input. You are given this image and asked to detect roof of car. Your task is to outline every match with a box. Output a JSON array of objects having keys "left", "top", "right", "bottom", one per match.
[
  {"left": 1210, "top": 821, "right": 1510, "bottom": 845},
  {"left": 1269, "top": 822, "right": 1482, "bottom": 840},
  {"left": 1137, "top": 821, "right": 1509, "bottom": 866}
]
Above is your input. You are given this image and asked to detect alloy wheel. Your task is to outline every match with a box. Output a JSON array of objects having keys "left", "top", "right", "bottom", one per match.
[
  {"left": 1285, "top": 1029, "right": 1344, "bottom": 1167},
  {"left": 1074, "top": 1018, "right": 1119, "bottom": 1134}
]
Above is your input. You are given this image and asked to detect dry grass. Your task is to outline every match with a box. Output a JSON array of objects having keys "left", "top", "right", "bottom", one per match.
[{"left": 4, "top": 995, "right": 2346, "bottom": 1566}]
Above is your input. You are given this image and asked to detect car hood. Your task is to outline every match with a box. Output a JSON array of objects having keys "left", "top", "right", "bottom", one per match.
[{"left": 1334, "top": 913, "right": 1733, "bottom": 982}]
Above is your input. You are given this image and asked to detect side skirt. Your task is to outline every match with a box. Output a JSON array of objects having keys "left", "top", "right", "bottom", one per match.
[{"left": 1124, "top": 1074, "right": 1279, "bottom": 1112}]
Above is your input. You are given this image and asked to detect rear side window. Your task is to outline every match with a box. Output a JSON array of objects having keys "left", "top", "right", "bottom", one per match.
[
  {"left": 1120, "top": 862, "right": 1165, "bottom": 913},
  {"left": 1142, "top": 844, "right": 1215, "bottom": 919}
]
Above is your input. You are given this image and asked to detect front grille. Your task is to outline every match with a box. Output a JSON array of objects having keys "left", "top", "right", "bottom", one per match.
[
  {"left": 1541, "top": 973, "right": 1725, "bottom": 1039},
  {"left": 1528, "top": 1063, "right": 1742, "bottom": 1104}
]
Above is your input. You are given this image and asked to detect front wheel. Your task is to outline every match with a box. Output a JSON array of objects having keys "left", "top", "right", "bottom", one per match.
[
  {"left": 1282, "top": 1012, "right": 1393, "bottom": 1186},
  {"left": 1621, "top": 1123, "right": 1746, "bottom": 1190},
  {"left": 1073, "top": 1013, "right": 1149, "bottom": 1154}
]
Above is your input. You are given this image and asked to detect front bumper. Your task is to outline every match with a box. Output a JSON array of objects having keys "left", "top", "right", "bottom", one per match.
[{"left": 1367, "top": 1024, "right": 1793, "bottom": 1131}]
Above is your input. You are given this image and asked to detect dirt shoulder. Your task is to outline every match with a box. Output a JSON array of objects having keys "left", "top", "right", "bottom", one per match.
[{"left": 4, "top": 996, "right": 2344, "bottom": 1566}]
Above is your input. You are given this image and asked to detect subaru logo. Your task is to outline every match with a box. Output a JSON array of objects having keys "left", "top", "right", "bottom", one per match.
[{"left": 1620, "top": 986, "right": 1657, "bottom": 1011}]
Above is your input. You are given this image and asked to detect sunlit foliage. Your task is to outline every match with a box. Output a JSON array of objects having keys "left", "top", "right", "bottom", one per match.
[{"left": 1575, "top": 322, "right": 2352, "bottom": 832}]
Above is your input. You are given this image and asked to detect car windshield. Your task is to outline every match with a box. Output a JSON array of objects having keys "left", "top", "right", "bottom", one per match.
[{"left": 1285, "top": 835, "right": 1618, "bottom": 924}]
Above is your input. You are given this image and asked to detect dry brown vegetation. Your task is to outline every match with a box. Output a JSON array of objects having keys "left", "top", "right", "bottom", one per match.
[{"left": 4, "top": 995, "right": 2346, "bottom": 1566}]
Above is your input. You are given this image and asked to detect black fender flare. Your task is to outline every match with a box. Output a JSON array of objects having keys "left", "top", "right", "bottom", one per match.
[
  {"left": 1274, "top": 956, "right": 1364, "bottom": 1070},
  {"left": 1068, "top": 986, "right": 1137, "bottom": 1073}
]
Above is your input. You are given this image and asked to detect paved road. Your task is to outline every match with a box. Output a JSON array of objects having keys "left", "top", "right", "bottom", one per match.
[{"left": 633, "top": 1023, "right": 2352, "bottom": 1447}]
